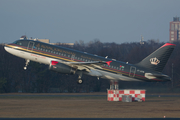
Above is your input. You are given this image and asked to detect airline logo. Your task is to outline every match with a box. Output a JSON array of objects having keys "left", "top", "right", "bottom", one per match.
[
  {"left": 150, "top": 57, "right": 160, "bottom": 65},
  {"left": 120, "top": 65, "right": 124, "bottom": 68}
]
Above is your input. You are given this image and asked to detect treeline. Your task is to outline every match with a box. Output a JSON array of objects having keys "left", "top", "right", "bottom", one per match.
[{"left": 0, "top": 40, "right": 180, "bottom": 93}]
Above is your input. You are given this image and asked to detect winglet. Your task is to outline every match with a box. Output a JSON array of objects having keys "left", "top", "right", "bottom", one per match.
[{"left": 106, "top": 61, "right": 112, "bottom": 66}]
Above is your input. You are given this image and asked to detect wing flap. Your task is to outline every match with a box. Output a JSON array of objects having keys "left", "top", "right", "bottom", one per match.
[{"left": 62, "top": 61, "right": 111, "bottom": 72}]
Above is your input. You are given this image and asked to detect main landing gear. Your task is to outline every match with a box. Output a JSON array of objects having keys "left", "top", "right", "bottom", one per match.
[
  {"left": 77, "top": 79, "right": 83, "bottom": 84},
  {"left": 77, "top": 72, "right": 83, "bottom": 84},
  {"left": 24, "top": 59, "right": 30, "bottom": 70}
]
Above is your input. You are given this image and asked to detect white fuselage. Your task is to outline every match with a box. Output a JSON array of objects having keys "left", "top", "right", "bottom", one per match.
[{"left": 4, "top": 46, "right": 141, "bottom": 81}]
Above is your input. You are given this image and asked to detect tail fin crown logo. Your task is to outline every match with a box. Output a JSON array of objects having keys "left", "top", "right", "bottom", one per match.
[{"left": 150, "top": 57, "right": 160, "bottom": 65}]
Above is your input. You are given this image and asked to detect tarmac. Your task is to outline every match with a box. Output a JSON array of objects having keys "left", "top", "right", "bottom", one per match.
[{"left": 0, "top": 93, "right": 180, "bottom": 119}]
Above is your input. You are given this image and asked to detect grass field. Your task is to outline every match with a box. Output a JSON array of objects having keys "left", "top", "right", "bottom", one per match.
[{"left": 0, "top": 93, "right": 180, "bottom": 118}]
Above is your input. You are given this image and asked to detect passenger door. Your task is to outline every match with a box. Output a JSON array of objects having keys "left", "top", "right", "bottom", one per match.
[
  {"left": 27, "top": 41, "right": 35, "bottom": 51},
  {"left": 129, "top": 66, "right": 136, "bottom": 77}
]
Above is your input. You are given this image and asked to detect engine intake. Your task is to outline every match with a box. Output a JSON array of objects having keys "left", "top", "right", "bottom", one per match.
[{"left": 49, "top": 61, "right": 76, "bottom": 74}]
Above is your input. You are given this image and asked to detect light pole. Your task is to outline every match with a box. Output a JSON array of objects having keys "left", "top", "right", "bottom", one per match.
[{"left": 172, "top": 63, "right": 173, "bottom": 88}]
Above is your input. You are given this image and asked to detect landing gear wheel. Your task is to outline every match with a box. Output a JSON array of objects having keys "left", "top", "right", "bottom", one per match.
[
  {"left": 77, "top": 79, "right": 83, "bottom": 84},
  {"left": 77, "top": 72, "right": 83, "bottom": 84},
  {"left": 24, "top": 67, "right": 27, "bottom": 70}
]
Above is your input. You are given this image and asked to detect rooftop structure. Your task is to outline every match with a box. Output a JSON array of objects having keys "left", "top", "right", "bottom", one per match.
[
  {"left": 37, "top": 39, "right": 50, "bottom": 44},
  {"left": 169, "top": 17, "right": 180, "bottom": 42}
]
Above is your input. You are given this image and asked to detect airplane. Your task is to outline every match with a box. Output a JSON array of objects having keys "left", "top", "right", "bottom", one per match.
[{"left": 4, "top": 39, "right": 175, "bottom": 84}]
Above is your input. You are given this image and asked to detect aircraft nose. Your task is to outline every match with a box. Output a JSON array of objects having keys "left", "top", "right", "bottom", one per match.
[
  {"left": 4, "top": 44, "right": 8, "bottom": 51},
  {"left": 4, "top": 44, "right": 12, "bottom": 53},
  {"left": 4, "top": 44, "right": 9, "bottom": 49}
]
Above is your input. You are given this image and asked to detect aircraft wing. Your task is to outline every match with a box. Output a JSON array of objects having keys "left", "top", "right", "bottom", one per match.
[
  {"left": 63, "top": 61, "right": 107, "bottom": 71},
  {"left": 61, "top": 61, "right": 112, "bottom": 72},
  {"left": 65, "top": 61, "right": 105, "bottom": 65}
]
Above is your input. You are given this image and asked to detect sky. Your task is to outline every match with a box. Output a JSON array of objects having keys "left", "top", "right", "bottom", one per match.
[{"left": 1, "top": 0, "right": 180, "bottom": 44}]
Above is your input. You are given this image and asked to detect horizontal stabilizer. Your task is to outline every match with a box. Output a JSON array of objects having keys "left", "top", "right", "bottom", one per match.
[{"left": 145, "top": 73, "right": 171, "bottom": 81}]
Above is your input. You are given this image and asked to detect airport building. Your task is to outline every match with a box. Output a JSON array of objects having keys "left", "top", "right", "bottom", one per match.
[{"left": 169, "top": 17, "right": 180, "bottom": 42}]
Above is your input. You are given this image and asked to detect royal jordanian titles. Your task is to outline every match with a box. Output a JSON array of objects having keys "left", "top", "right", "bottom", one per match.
[{"left": 4, "top": 39, "right": 176, "bottom": 84}]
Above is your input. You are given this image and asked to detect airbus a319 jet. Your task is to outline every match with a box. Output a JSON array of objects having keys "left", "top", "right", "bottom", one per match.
[{"left": 4, "top": 39, "right": 175, "bottom": 84}]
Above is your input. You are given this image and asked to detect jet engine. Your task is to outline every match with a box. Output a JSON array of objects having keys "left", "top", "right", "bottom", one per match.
[{"left": 49, "top": 61, "right": 76, "bottom": 74}]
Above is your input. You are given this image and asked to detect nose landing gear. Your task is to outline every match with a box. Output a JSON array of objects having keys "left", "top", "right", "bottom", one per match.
[{"left": 24, "top": 59, "right": 30, "bottom": 70}]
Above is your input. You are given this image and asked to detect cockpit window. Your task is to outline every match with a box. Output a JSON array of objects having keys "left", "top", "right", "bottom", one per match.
[
  {"left": 13, "top": 41, "right": 18, "bottom": 44},
  {"left": 13, "top": 41, "right": 22, "bottom": 45}
]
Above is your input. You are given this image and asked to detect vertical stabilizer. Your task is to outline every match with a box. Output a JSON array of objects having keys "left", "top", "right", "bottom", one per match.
[{"left": 136, "top": 43, "right": 176, "bottom": 72}]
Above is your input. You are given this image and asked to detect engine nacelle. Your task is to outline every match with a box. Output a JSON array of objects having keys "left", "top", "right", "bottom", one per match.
[{"left": 49, "top": 61, "right": 76, "bottom": 74}]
